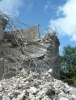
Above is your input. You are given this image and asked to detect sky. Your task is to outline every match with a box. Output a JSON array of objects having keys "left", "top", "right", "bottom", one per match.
[{"left": 0, "top": 0, "right": 76, "bottom": 55}]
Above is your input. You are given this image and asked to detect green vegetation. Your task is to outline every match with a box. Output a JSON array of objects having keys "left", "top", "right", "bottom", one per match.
[{"left": 60, "top": 45, "right": 76, "bottom": 87}]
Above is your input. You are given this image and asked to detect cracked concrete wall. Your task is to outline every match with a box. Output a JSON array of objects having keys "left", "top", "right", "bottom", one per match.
[{"left": 19, "top": 24, "right": 40, "bottom": 42}]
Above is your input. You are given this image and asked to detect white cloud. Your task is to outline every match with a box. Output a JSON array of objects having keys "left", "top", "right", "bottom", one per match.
[
  {"left": 49, "top": 0, "right": 76, "bottom": 41},
  {"left": 0, "top": 0, "right": 24, "bottom": 16}
]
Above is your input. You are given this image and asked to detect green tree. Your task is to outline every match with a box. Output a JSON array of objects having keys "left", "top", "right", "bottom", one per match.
[{"left": 60, "top": 45, "right": 76, "bottom": 79}]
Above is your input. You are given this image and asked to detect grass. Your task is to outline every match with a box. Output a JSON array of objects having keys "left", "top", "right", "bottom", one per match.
[{"left": 61, "top": 77, "right": 76, "bottom": 88}]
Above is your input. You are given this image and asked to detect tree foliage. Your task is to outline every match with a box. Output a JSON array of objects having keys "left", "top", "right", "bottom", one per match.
[{"left": 60, "top": 45, "right": 76, "bottom": 79}]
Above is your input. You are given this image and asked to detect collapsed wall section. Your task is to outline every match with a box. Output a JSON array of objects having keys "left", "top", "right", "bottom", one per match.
[
  {"left": 19, "top": 30, "right": 60, "bottom": 79},
  {"left": 0, "top": 14, "right": 60, "bottom": 80}
]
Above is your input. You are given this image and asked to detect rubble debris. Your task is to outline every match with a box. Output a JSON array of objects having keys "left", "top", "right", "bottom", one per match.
[{"left": 0, "top": 69, "right": 76, "bottom": 100}]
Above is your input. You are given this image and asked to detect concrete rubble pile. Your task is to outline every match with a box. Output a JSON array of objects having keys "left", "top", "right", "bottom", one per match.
[{"left": 0, "top": 68, "right": 76, "bottom": 100}]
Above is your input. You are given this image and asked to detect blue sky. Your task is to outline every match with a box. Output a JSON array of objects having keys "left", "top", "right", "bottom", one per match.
[{"left": 0, "top": 0, "right": 76, "bottom": 55}]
